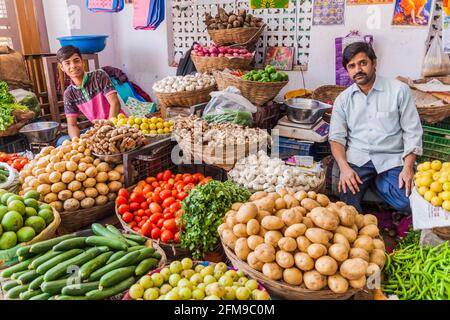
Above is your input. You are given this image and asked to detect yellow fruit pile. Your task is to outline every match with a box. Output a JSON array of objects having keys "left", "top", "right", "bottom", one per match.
[
  {"left": 415, "top": 160, "right": 450, "bottom": 211},
  {"left": 111, "top": 114, "right": 174, "bottom": 135}
]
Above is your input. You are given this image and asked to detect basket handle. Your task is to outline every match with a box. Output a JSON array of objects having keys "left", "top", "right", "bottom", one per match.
[{"left": 229, "top": 23, "right": 266, "bottom": 49}]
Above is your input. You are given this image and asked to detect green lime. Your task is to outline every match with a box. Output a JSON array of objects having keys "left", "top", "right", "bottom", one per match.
[
  {"left": 24, "top": 190, "right": 40, "bottom": 201},
  {"left": 39, "top": 204, "right": 52, "bottom": 212},
  {"left": 38, "top": 209, "right": 54, "bottom": 225},
  {"left": 8, "top": 200, "right": 26, "bottom": 216},
  {"left": 7, "top": 196, "right": 23, "bottom": 206},
  {"left": 1, "top": 193, "right": 14, "bottom": 206},
  {"left": 25, "top": 216, "right": 46, "bottom": 234},
  {"left": 0, "top": 205, "right": 8, "bottom": 221},
  {"left": 0, "top": 231, "right": 17, "bottom": 250},
  {"left": 25, "top": 207, "right": 37, "bottom": 218},
  {"left": 1, "top": 211, "right": 23, "bottom": 232},
  {"left": 24, "top": 199, "right": 39, "bottom": 211},
  {"left": 17, "top": 226, "right": 36, "bottom": 243}
]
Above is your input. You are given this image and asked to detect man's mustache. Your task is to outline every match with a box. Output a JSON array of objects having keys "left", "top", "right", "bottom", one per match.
[{"left": 354, "top": 73, "right": 367, "bottom": 79}]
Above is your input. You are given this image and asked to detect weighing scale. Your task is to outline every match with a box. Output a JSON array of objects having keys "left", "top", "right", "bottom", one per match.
[{"left": 273, "top": 116, "right": 330, "bottom": 143}]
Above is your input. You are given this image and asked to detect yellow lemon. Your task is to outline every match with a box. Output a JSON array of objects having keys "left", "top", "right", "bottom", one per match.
[
  {"left": 443, "top": 182, "right": 450, "bottom": 192},
  {"left": 150, "top": 130, "right": 158, "bottom": 135},
  {"left": 438, "top": 176, "right": 448, "bottom": 184},
  {"left": 431, "top": 196, "right": 443, "bottom": 207},
  {"left": 430, "top": 181, "right": 443, "bottom": 193},
  {"left": 149, "top": 124, "right": 157, "bottom": 131},
  {"left": 431, "top": 160, "right": 442, "bottom": 171},
  {"left": 140, "top": 123, "right": 149, "bottom": 130},
  {"left": 157, "top": 129, "right": 165, "bottom": 134},
  {"left": 427, "top": 169, "right": 437, "bottom": 176},
  {"left": 421, "top": 171, "right": 433, "bottom": 178},
  {"left": 163, "top": 122, "right": 171, "bottom": 128},
  {"left": 164, "top": 127, "right": 171, "bottom": 134},
  {"left": 128, "top": 119, "right": 135, "bottom": 125},
  {"left": 440, "top": 191, "right": 450, "bottom": 201},
  {"left": 419, "top": 176, "right": 433, "bottom": 187},
  {"left": 133, "top": 124, "right": 140, "bottom": 130},
  {"left": 424, "top": 190, "right": 436, "bottom": 202},
  {"left": 433, "top": 172, "right": 441, "bottom": 181},
  {"left": 442, "top": 162, "right": 450, "bottom": 171},
  {"left": 142, "top": 130, "right": 150, "bottom": 135},
  {"left": 418, "top": 186, "right": 429, "bottom": 196},
  {"left": 142, "top": 118, "right": 149, "bottom": 124},
  {"left": 118, "top": 119, "right": 127, "bottom": 126},
  {"left": 156, "top": 123, "right": 164, "bottom": 130},
  {"left": 421, "top": 162, "right": 431, "bottom": 171},
  {"left": 135, "top": 118, "right": 143, "bottom": 125},
  {"left": 168, "top": 120, "right": 174, "bottom": 126},
  {"left": 157, "top": 118, "right": 164, "bottom": 123},
  {"left": 442, "top": 200, "right": 450, "bottom": 211},
  {"left": 118, "top": 114, "right": 126, "bottom": 119},
  {"left": 150, "top": 117, "right": 158, "bottom": 124},
  {"left": 170, "top": 126, "right": 174, "bottom": 132}
]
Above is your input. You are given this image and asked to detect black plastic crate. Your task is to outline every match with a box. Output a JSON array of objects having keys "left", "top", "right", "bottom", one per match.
[{"left": 0, "top": 134, "right": 29, "bottom": 154}]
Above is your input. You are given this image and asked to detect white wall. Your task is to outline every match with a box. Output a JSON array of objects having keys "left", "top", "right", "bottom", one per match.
[
  {"left": 42, "top": 2, "right": 430, "bottom": 100},
  {"left": 42, "top": 0, "right": 119, "bottom": 67}
]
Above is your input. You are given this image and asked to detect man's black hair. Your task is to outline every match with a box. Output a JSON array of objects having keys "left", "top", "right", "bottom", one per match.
[
  {"left": 56, "top": 45, "right": 82, "bottom": 63},
  {"left": 342, "top": 42, "right": 377, "bottom": 69}
]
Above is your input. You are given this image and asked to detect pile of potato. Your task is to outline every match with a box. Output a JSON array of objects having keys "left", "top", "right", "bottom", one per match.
[
  {"left": 19, "top": 137, "right": 124, "bottom": 212},
  {"left": 218, "top": 190, "right": 386, "bottom": 294}
]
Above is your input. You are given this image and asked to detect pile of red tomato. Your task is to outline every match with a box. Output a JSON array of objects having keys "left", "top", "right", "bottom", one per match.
[
  {"left": 116, "top": 170, "right": 213, "bottom": 243},
  {"left": 0, "top": 152, "right": 29, "bottom": 172}
]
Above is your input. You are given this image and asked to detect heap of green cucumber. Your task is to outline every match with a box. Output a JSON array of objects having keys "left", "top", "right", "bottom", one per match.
[{"left": 1, "top": 223, "right": 162, "bottom": 300}]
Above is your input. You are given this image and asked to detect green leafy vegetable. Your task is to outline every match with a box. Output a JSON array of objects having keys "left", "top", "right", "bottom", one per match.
[
  {"left": 0, "top": 81, "right": 14, "bottom": 104},
  {"left": 0, "top": 81, "right": 29, "bottom": 131},
  {"left": 180, "top": 180, "right": 251, "bottom": 259}
]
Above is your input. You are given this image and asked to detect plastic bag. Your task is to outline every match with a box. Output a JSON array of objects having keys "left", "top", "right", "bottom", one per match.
[
  {"left": 9, "top": 89, "right": 39, "bottom": 115},
  {"left": 202, "top": 87, "right": 257, "bottom": 126},
  {"left": 422, "top": 36, "right": 450, "bottom": 77}
]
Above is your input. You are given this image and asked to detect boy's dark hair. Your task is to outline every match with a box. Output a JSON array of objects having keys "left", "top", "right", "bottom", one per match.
[
  {"left": 56, "top": 45, "right": 82, "bottom": 63},
  {"left": 342, "top": 42, "right": 377, "bottom": 69}
]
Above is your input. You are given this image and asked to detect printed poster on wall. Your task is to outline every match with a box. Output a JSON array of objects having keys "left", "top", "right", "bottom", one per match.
[
  {"left": 347, "top": 0, "right": 392, "bottom": 4},
  {"left": 444, "top": 0, "right": 450, "bottom": 53},
  {"left": 250, "top": 0, "right": 290, "bottom": 9},
  {"left": 392, "top": 0, "right": 435, "bottom": 26},
  {"left": 313, "top": 0, "right": 346, "bottom": 25}
]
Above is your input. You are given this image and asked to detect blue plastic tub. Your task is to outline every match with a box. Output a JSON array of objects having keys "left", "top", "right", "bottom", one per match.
[{"left": 57, "top": 35, "right": 108, "bottom": 54}]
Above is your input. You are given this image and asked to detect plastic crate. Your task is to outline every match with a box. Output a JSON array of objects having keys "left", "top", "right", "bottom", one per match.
[
  {"left": 0, "top": 134, "right": 29, "bottom": 154},
  {"left": 122, "top": 138, "right": 229, "bottom": 187},
  {"left": 273, "top": 137, "right": 314, "bottom": 159},
  {"left": 419, "top": 125, "right": 450, "bottom": 162}
]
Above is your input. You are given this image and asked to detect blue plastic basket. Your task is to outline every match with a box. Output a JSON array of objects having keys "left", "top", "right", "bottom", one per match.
[
  {"left": 57, "top": 35, "right": 108, "bottom": 54},
  {"left": 273, "top": 137, "right": 314, "bottom": 159}
]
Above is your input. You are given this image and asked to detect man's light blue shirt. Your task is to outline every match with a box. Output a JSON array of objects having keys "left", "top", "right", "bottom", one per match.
[{"left": 329, "top": 75, "right": 423, "bottom": 173}]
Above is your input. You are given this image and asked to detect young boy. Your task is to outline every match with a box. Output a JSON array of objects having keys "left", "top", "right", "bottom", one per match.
[{"left": 56, "top": 45, "right": 121, "bottom": 145}]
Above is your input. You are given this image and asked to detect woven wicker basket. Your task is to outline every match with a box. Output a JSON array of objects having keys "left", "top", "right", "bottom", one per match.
[
  {"left": 155, "top": 84, "right": 216, "bottom": 108},
  {"left": 221, "top": 236, "right": 360, "bottom": 300},
  {"left": 208, "top": 25, "right": 265, "bottom": 47},
  {"left": 312, "top": 85, "right": 347, "bottom": 104},
  {"left": 174, "top": 133, "right": 271, "bottom": 172},
  {"left": 432, "top": 227, "right": 450, "bottom": 240},
  {"left": 59, "top": 201, "right": 115, "bottom": 233},
  {"left": 417, "top": 105, "right": 450, "bottom": 124},
  {"left": 214, "top": 71, "right": 288, "bottom": 106},
  {"left": 191, "top": 54, "right": 253, "bottom": 73},
  {"left": 0, "top": 207, "right": 61, "bottom": 268}
]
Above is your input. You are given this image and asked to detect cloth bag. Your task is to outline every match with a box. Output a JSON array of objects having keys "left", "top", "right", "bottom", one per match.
[{"left": 335, "top": 32, "right": 373, "bottom": 86}]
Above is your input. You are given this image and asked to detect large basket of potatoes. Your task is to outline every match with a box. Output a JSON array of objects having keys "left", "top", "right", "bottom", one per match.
[
  {"left": 19, "top": 137, "right": 125, "bottom": 232},
  {"left": 219, "top": 190, "right": 386, "bottom": 300}
]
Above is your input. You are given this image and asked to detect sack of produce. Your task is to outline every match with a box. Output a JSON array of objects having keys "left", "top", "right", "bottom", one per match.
[
  {"left": 422, "top": 36, "right": 450, "bottom": 77},
  {"left": 9, "top": 89, "right": 40, "bottom": 115},
  {"left": 0, "top": 46, "right": 32, "bottom": 90},
  {"left": 202, "top": 86, "right": 257, "bottom": 126}
]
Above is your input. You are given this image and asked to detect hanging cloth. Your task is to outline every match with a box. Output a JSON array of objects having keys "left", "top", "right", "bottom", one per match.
[{"left": 86, "top": 0, "right": 124, "bottom": 13}]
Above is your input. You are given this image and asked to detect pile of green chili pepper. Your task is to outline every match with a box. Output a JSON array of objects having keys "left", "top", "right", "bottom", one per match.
[{"left": 383, "top": 241, "right": 450, "bottom": 300}]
